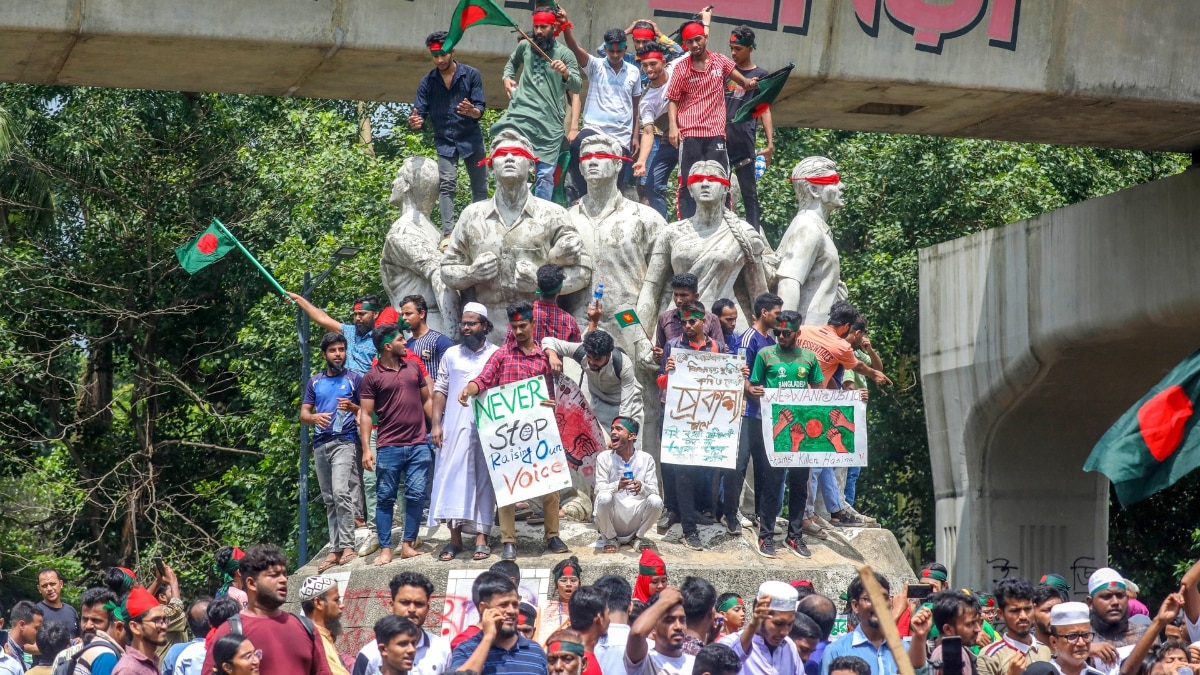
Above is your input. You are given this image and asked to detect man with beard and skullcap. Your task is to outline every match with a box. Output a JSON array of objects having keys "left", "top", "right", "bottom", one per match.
[
  {"left": 302, "top": 333, "right": 364, "bottom": 573},
  {"left": 300, "top": 576, "right": 349, "bottom": 675},
  {"left": 625, "top": 588, "right": 693, "bottom": 675},
  {"left": 493, "top": 6, "right": 582, "bottom": 200},
  {"left": 428, "top": 303, "right": 500, "bottom": 562},
  {"left": 632, "top": 549, "right": 668, "bottom": 604},
  {"left": 201, "top": 545, "right": 333, "bottom": 675},
  {"left": 1086, "top": 568, "right": 1145, "bottom": 671},
  {"left": 451, "top": 572, "right": 547, "bottom": 675}
]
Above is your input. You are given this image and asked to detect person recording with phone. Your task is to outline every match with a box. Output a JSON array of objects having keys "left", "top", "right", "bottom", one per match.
[
  {"left": 146, "top": 560, "right": 189, "bottom": 658},
  {"left": 929, "top": 590, "right": 983, "bottom": 675}
]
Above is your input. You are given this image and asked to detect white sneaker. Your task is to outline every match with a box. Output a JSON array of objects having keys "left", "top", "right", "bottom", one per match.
[
  {"left": 738, "top": 513, "right": 754, "bottom": 528},
  {"left": 357, "top": 531, "right": 380, "bottom": 557}
]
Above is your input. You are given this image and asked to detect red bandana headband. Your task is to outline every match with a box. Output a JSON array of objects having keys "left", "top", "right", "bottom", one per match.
[
  {"left": 533, "top": 11, "right": 558, "bottom": 25},
  {"left": 790, "top": 173, "right": 840, "bottom": 185},
  {"left": 478, "top": 146, "right": 540, "bottom": 167},
  {"left": 579, "top": 152, "right": 632, "bottom": 163},
  {"left": 631, "top": 28, "right": 656, "bottom": 40},
  {"left": 687, "top": 174, "right": 730, "bottom": 187},
  {"left": 681, "top": 22, "right": 706, "bottom": 41},
  {"left": 429, "top": 42, "right": 445, "bottom": 54},
  {"left": 640, "top": 50, "right": 665, "bottom": 62}
]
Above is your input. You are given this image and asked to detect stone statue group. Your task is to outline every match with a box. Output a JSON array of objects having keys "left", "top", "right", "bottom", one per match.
[{"left": 381, "top": 128, "right": 846, "bottom": 366}]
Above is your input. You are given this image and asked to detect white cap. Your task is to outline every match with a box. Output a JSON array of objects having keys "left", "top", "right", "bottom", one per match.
[
  {"left": 299, "top": 575, "right": 336, "bottom": 601},
  {"left": 463, "top": 302, "right": 488, "bottom": 319},
  {"left": 1124, "top": 579, "right": 1140, "bottom": 595},
  {"left": 1050, "top": 601, "right": 1090, "bottom": 626},
  {"left": 758, "top": 580, "right": 799, "bottom": 613},
  {"left": 1088, "top": 568, "right": 1126, "bottom": 595}
]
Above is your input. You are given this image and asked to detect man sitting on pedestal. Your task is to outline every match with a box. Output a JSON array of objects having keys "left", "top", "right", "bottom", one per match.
[{"left": 593, "top": 417, "right": 662, "bottom": 553}]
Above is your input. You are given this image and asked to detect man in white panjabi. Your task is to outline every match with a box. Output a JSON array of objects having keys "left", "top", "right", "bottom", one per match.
[
  {"left": 563, "top": 133, "right": 665, "bottom": 358},
  {"left": 593, "top": 417, "right": 662, "bottom": 553},
  {"left": 380, "top": 156, "right": 457, "bottom": 335},
  {"left": 637, "top": 161, "right": 771, "bottom": 333},
  {"left": 428, "top": 302, "right": 500, "bottom": 561},
  {"left": 776, "top": 156, "right": 846, "bottom": 327},
  {"left": 441, "top": 129, "right": 589, "bottom": 344}
]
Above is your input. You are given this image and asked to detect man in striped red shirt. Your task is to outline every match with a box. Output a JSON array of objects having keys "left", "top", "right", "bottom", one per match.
[{"left": 665, "top": 15, "right": 758, "bottom": 219}]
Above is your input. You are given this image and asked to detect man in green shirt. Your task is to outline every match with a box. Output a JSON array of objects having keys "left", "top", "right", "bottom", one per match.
[
  {"left": 748, "top": 310, "right": 822, "bottom": 559},
  {"left": 494, "top": 7, "right": 582, "bottom": 201}
]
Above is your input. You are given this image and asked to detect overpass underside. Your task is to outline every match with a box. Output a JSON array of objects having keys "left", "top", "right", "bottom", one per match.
[{"left": 920, "top": 169, "right": 1200, "bottom": 591}]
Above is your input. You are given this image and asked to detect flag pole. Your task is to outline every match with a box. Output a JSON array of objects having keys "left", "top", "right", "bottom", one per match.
[
  {"left": 211, "top": 218, "right": 295, "bottom": 303},
  {"left": 516, "top": 27, "right": 557, "bottom": 63}
]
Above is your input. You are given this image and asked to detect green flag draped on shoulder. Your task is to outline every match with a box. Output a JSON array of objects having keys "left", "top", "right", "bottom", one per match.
[
  {"left": 175, "top": 222, "right": 236, "bottom": 273},
  {"left": 443, "top": 0, "right": 518, "bottom": 53},
  {"left": 1084, "top": 350, "right": 1200, "bottom": 507},
  {"left": 732, "top": 63, "right": 794, "bottom": 124}
]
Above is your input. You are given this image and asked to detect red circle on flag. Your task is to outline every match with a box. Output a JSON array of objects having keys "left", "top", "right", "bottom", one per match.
[
  {"left": 805, "top": 419, "right": 824, "bottom": 438},
  {"left": 196, "top": 233, "right": 219, "bottom": 255},
  {"left": 462, "top": 5, "right": 487, "bottom": 29}
]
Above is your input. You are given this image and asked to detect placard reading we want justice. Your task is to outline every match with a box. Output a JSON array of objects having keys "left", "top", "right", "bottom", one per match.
[
  {"left": 760, "top": 388, "right": 868, "bottom": 467},
  {"left": 473, "top": 375, "right": 572, "bottom": 507}
]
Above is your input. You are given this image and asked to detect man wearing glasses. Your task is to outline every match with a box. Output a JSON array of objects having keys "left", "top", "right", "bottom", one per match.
[
  {"left": 821, "top": 572, "right": 932, "bottom": 675},
  {"left": 746, "top": 310, "right": 823, "bottom": 559},
  {"left": 1046, "top": 602, "right": 1107, "bottom": 675},
  {"left": 112, "top": 587, "right": 168, "bottom": 675}
]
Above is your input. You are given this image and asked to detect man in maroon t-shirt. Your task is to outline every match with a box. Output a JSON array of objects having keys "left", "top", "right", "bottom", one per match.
[
  {"left": 359, "top": 323, "right": 433, "bottom": 565},
  {"left": 201, "top": 545, "right": 332, "bottom": 675}
]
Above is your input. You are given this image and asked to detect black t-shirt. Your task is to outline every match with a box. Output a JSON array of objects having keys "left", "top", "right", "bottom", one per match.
[
  {"left": 34, "top": 602, "right": 79, "bottom": 664},
  {"left": 724, "top": 65, "right": 769, "bottom": 161}
]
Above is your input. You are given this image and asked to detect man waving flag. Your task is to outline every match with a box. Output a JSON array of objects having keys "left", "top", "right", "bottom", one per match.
[
  {"left": 1084, "top": 350, "right": 1200, "bottom": 506},
  {"left": 731, "top": 63, "right": 794, "bottom": 124}
]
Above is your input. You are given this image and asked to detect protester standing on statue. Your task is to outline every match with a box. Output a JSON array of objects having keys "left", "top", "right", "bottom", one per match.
[
  {"left": 592, "top": 417, "right": 662, "bottom": 553},
  {"left": 301, "top": 333, "right": 363, "bottom": 573},
  {"left": 632, "top": 44, "right": 680, "bottom": 220},
  {"left": 202, "top": 546, "right": 333, "bottom": 675},
  {"left": 724, "top": 26, "right": 773, "bottom": 230},
  {"left": 400, "top": 295, "right": 454, "bottom": 381},
  {"left": 428, "top": 303, "right": 500, "bottom": 563},
  {"left": 408, "top": 31, "right": 489, "bottom": 236},
  {"left": 665, "top": 13, "right": 758, "bottom": 219},
  {"left": 492, "top": 9, "right": 582, "bottom": 200},
  {"left": 747, "top": 310, "right": 822, "bottom": 559},
  {"left": 559, "top": 7, "right": 643, "bottom": 203},
  {"left": 458, "top": 301, "right": 571, "bottom": 561},
  {"left": 359, "top": 323, "right": 432, "bottom": 566},
  {"left": 288, "top": 294, "right": 381, "bottom": 375},
  {"left": 712, "top": 299, "right": 741, "bottom": 354}
]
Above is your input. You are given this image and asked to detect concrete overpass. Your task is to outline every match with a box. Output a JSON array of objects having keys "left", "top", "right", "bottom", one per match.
[{"left": 5, "top": 0, "right": 1200, "bottom": 151}]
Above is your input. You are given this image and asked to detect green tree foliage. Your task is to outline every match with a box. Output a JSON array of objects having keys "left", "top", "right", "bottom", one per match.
[{"left": 0, "top": 82, "right": 1188, "bottom": 604}]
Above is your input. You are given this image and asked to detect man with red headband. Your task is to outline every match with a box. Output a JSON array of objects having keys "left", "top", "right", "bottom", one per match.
[
  {"left": 288, "top": 293, "right": 382, "bottom": 375},
  {"left": 725, "top": 25, "right": 774, "bottom": 230},
  {"left": 559, "top": 7, "right": 644, "bottom": 203},
  {"left": 409, "top": 31, "right": 488, "bottom": 236},
  {"left": 112, "top": 588, "right": 165, "bottom": 675},
  {"left": 632, "top": 43, "right": 680, "bottom": 220},
  {"left": 442, "top": 129, "right": 588, "bottom": 347},
  {"left": 493, "top": 6, "right": 581, "bottom": 201},
  {"left": 665, "top": 13, "right": 758, "bottom": 219},
  {"left": 776, "top": 156, "right": 846, "bottom": 327}
]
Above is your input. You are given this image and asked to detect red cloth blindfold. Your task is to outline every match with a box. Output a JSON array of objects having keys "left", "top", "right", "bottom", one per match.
[
  {"left": 792, "top": 173, "right": 840, "bottom": 185},
  {"left": 687, "top": 174, "right": 730, "bottom": 187},
  {"left": 478, "top": 146, "right": 540, "bottom": 167},
  {"left": 579, "top": 152, "right": 631, "bottom": 162}
]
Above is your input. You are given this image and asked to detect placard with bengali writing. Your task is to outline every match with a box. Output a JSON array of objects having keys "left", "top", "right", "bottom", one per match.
[
  {"left": 472, "top": 375, "right": 572, "bottom": 507},
  {"left": 761, "top": 387, "right": 867, "bottom": 467},
  {"left": 661, "top": 351, "right": 744, "bottom": 468}
]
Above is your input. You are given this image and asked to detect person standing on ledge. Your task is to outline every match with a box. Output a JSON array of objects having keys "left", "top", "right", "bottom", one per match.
[
  {"left": 724, "top": 25, "right": 773, "bottom": 230},
  {"left": 409, "top": 31, "right": 489, "bottom": 236},
  {"left": 492, "top": 7, "right": 582, "bottom": 200}
]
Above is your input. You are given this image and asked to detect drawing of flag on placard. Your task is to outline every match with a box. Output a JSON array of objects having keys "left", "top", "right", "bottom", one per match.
[
  {"left": 614, "top": 309, "right": 641, "bottom": 328},
  {"left": 732, "top": 63, "right": 794, "bottom": 124}
]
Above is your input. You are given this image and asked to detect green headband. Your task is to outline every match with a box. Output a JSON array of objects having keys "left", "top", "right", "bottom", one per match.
[
  {"left": 777, "top": 317, "right": 800, "bottom": 331},
  {"left": 639, "top": 564, "right": 664, "bottom": 576},
  {"left": 547, "top": 640, "right": 586, "bottom": 657},
  {"left": 717, "top": 596, "right": 743, "bottom": 613},
  {"left": 616, "top": 418, "right": 638, "bottom": 434},
  {"left": 355, "top": 301, "right": 382, "bottom": 312},
  {"left": 104, "top": 600, "right": 130, "bottom": 624},
  {"left": 510, "top": 310, "right": 534, "bottom": 322},
  {"left": 381, "top": 331, "right": 400, "bottom": 347},
  {"left": 920, "top": 569, "right": 948, "bottom": 583},
  {"left": 536, "top": 282, "right": 564, "bottom": 296},
  {"left": 681, "top": 309, "right": 705, "bottom": 322},
  {"left": 1040, "top": 574, "right": 1071, "bottom": 594},
  {"left": 730, "top": 33, "right": 755, "bottom": 48}
]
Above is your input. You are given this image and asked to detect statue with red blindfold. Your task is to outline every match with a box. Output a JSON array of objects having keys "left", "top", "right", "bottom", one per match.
[{"left": 777, "top": 156, "right": 848, "bottom": 327}]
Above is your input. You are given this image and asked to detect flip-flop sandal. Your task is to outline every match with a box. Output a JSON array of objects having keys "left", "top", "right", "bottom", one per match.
[
  {"left": 438, "top": 543, "right": 462, "bottom": 562},
  {"left": 337, "top": 551, "right": 358, "bottom": 567},
  {"left": 473, "top": 545, "right": 492, "bottom": 561},
  {"left": 317, "top": 553, "right": 340, "bottom": 573}
]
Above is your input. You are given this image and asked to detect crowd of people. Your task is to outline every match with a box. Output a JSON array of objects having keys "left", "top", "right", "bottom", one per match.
[{"left": 9, "top": 546, "right": 1200, "bottom": 675}]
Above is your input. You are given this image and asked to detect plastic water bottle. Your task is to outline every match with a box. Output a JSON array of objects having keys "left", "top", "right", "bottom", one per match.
[
  {"left": 593, "top": 283, "right": 604, "bottom": 303},
  {"left": 331, "top": 410, "right": 349, "bottom": 433},
  {"left": 738, "top": 347, "right": 747, "bottom": 361},
  {"left": 622, "top": 461, "right": 634, "bottom": 481},
  {"left": 754, "top": 153, "right": 767, "bottom": 180}
]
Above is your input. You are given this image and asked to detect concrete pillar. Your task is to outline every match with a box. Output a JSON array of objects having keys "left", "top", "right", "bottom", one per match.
[{"left": 920, "top": 169, "right": 1200, "bottom": 593}]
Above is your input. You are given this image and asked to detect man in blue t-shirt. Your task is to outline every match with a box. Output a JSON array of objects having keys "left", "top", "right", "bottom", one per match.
[
  {"left": 301, "top": 333, "right": 363, "bottom": 572},
  {"left": 287, "top": 292, "right": 383, "bottom": 375}
]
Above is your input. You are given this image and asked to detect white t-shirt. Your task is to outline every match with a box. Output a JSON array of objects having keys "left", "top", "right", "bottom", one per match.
[
  {"left": 595, "top": 623, "right": 631, "bottom": 675},
  {"left": 583, "top": 54, "right": 645, "bottom": 146},
  {"left": 639, "top": 60, "right": 680, "bottom": 128},
  {"left": 624, "top": 645, "right": 695, "bottom": 675},
  {"left": 351, "top": 631, "right": 452, "bottom": 675}
]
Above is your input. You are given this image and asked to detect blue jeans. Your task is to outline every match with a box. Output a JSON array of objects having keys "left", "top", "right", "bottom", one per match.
[
  {"left": 845, "top": 466, "right": 861, "bottom": 506},
  {"left": 638, "top": 136, "right": 660, "bottom": 187},
  {"left": 647, "top": 139, "right": 678, "bottom": 220},
  {"left": 375, "top": 443, "right": 431, "bottom": 547},
  {"left": 534, "top": 161, "right": 556, "bottom": 200},
  {"left": 806, "top": 467, "right": 843, "bottom": 518}
]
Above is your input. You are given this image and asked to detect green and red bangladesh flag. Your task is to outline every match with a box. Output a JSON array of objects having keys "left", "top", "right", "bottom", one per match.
[
  {"left": 442, "top": 0, "right": 519, "bottom": 53},
  {"left": 176, "top": 221, "right": 236, "bottom": 273},
  {"left": 1085, "top": 350, "right": 1200, "bottom": 506},
  {"left": 731, "top": 63, "right": 794, "bottom": 124}
]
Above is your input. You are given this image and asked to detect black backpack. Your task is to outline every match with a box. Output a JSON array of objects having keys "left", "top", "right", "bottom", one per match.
[
  {"left": 228, "top": 612, "right": 317, "bottom": 641},
  {"left": 53, "top": 640, "right": 119, "bottom": 675},
  {"left": 572, "top": 344, "right": 626, "bottom": 379}
]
